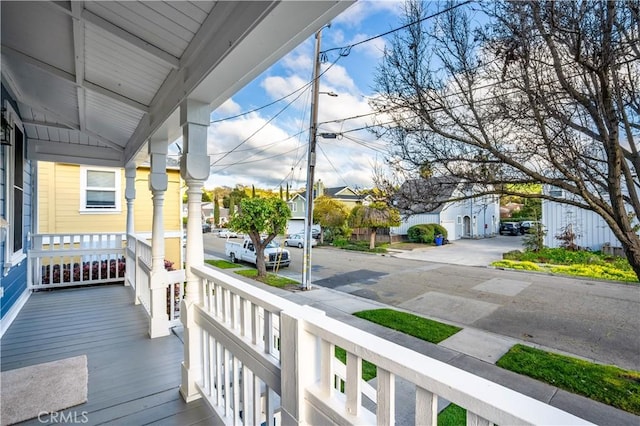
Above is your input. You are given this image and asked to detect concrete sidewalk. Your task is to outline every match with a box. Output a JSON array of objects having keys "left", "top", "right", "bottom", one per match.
[
  {"left": 203, "top": 254, "right": 639, "bottom": 425},
  {"left": 273, "top": 284, "right": 637, "bottom": 425}
]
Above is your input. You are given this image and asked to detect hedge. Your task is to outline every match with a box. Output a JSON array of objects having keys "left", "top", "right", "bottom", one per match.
[{"left": 407, "top": 223, "right": 448, "bottom": 244}]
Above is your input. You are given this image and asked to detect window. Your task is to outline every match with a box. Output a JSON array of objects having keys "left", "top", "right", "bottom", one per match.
[
  {"left": 549, "top": 189, "right": 564, "bottom": 198},
  {"left": 80, "top": 167, "right": 121, "bottom": 212},
  {"left": 3, "top": 102, "right": 26, "bottom": 269},
  {"left": 290, "top": 203, "right": 297, "bottom": 213}
]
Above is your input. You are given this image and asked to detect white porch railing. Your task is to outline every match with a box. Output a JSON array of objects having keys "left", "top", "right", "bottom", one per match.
[
  {"left": 125, "top": 234, "right": 184, "bottom": 328},
  {"left": 28, "top": 233, "right": 184, "bottom": 334},
  {"left": 184, "top": 264, "right": 593, "bottom": 426},
  {"left": 28, "top": 233, "right": 126, "bottom": 290}
]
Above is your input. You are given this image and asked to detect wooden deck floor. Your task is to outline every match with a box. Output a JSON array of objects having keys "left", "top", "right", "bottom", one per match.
[{"left": 1, "top": 284, "right": 215, "bottom": 425}]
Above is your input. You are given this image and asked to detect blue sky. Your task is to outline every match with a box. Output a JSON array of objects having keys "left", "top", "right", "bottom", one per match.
[{"left": 201, "top": 1, "right": 407, "bottom": 192}]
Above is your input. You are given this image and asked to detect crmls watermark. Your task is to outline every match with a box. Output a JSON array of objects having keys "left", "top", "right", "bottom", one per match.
[{"left": 38, "top": 411, "right": 89, "bottom": 424}]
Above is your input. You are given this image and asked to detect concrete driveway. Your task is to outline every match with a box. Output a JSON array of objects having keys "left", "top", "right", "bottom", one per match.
[{"left": 392, "top": 235, "right": 525, "bottom": 266}]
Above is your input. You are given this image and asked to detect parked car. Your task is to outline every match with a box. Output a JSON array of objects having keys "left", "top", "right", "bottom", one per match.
[
  {"left": 283, "top": 233, "right": 317, "bottom": 248},
  {"left": 202, "top": 222, "right": 211, "bottom": 233},
  {"left": 311, "top": 228, "right": 321, "bottom": 239},
  {"left": 499, "top": 222, "right": 521, "bottom": 236},
  {"left": 225, "top": 238, "right": 290, "bottom": 268},
  {"left": 218, "top": 229, "right": 238, "bottom": 238},
  {"left": 519, "top": 220, "right": 541, "bottom": 234}
]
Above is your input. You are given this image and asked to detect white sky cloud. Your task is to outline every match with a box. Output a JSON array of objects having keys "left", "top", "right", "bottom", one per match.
[{"left": 203, "top": 3, "right": 401, "bottom": 191}]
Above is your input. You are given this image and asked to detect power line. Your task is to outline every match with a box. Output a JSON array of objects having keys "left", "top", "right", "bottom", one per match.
[
  {"left": 317, "top": 143, "right": 352, "bottom": 188},
  {"left": 320, "top": 0, "right": 474, "bottom": 57}
]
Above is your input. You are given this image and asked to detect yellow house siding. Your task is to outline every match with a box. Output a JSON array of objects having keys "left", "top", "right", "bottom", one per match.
[
  {"left": 37, "top": 163, "right": 183, "bottom": 267},
  {"left": 133, "top": 169, "right": 182, "bottom": 233}
]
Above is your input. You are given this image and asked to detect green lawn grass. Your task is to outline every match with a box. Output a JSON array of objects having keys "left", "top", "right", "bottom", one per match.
[
  {"left": 497, "top": 344, "right": 640, "bottom": 415},
  {"left": 353, "top": 308, "right": 461, "bottom": 344},
  {"left": 205, "top": 259, "right": 242, "bottom": 269},
  {"left": 352, "top": 308, "right": 640, "bottom": 416},
  {"left": 233, "top": 269, "right": 299, "bottom": 288},
  {"left": 437, "top": 404, "right": 466, "bottom": 426}
]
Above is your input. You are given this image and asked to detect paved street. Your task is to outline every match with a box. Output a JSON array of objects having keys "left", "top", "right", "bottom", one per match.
[{"left": 203, "top": 234, "right": 640, "bottom": 371}]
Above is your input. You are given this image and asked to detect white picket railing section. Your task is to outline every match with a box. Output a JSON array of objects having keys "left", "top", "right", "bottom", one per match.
[
  {"left": 28, "top": 233, "right": 126, "bottom": 290},
  {"left": 186, "top": 264, "right": 593, "bottom": 426},
  {"left": 125, "top": 234, "right": 184, "bottom": 328}
]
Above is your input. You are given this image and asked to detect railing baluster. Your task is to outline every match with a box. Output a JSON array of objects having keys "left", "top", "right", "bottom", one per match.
[
  {"left": 321, "top": 340, "right": 335, "bottom": 398},
  {"left": 242, "top": 364, "right": 253, "bottom": 423},
  {"left": 265, "top": 385, "right": 275, "bottom": 426},
  {"left": 251, "top": 304, "right": 259, "bottom": 346},
  {"left": 252, "top": 375, "right": 261, "bottom": 425},
  {"left": 208, "top": 333, "right": 215, "bottom": 399},
  {"left": 264, "top": 310, "right": 273, "bottom": 355},
  {"left": 377, "top": 368, "right": 395, "bottom": 425},
  {"left": 224, "top": 348, "right": 232, "bottom": 416},
  {"left": 215, "top": 341, "right": 223, "bottom": 408},
  {"left": 233, "top": 356, "right": 241, "bottom": 425},
  {"left": 415, "top": 386, "right": 438, "bottom": 425},
  {"left": 345, "top": 351, "right": 362, "bottom": 416},
  {"left": 240, "top": 296, "right": 247, "bottom": 337}
]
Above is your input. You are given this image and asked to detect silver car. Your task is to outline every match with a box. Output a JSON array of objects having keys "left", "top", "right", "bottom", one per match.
[{"left": 283, "top": 233, "right": 317, "bottom": 248}]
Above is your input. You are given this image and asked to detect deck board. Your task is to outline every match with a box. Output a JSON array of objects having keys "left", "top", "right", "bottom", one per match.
[{"left": 1, "top": 284, "right": 215, "bottom": 425}]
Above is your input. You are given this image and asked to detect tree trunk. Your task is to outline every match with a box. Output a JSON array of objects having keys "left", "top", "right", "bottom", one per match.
[
  {"left": 620, "top": 232, "right": 640, "bottom": 282},
  {"left": 369, "top": 228, "right": 377, "bottom": 250},
  {"left": 255, "top": 250, "right": 267, "bottom": 280}
]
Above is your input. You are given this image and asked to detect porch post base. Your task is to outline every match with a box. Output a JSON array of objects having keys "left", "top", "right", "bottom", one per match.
[{"left": 179, "top": 362, "right": 203, "bottom": 402}]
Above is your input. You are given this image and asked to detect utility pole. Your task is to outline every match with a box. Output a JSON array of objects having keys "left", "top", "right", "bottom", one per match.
[{"left": 302, "top": 29, "right": 323, "bottom": 291}]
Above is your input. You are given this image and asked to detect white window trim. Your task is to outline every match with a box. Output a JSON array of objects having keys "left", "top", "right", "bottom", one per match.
[
  {"left": 3, "top": 102, "right": 26, "bottom": 272},
  {"left": 290, "top": 203, "right": 297, "bottom": 213},
  {"left": 79, "top": 166, "right": 122, "bottom": 213}
]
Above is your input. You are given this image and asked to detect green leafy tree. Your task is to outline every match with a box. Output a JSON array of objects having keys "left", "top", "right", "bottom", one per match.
[
  {"left": 228, "top": 197, "right": 235, "bottom": 219},
  {"left": 313, "top": 196, "right": 349, "bottom": 243},
  {"left": 213, "top": 195, "right": 220, "bottom": 227},
  {"left": 229, "top": 197, "right": 291, "bottom": 279},
  {"left": 349, "top": 202, "right": 401, "bottom": 249}
]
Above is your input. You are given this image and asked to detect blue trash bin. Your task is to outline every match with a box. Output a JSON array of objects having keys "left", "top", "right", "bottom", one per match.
[{"left": 435, "top": 235, "right": 443, "bottom": 246}]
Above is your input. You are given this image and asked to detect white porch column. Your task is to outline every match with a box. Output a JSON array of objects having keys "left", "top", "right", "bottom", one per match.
[
  {"left": 124, "top": 166, "right": 136, "bottom": 289},
  {"left": 179, "top": 99, "right": 210, "bottom": 402},
  {"left": 148, "top": 138, "right": 171, "bottom": 338},
  {"left": 125, "top": 166, "right": 136, "bottom": 236}
]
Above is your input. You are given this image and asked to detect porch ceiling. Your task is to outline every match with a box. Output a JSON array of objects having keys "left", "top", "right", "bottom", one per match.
[{"left": 1, "top": 0, "right": 353, "bottom": 168}]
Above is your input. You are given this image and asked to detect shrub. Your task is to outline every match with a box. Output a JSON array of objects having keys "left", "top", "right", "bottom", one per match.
[
  {"left": 332, "top": 236, "right": 349, "bottom": 247},
  {"left": 492, "top": 260, "right": 541, "bottom": 271},
  {"left": 503, "top": 250, "right": 524, "bottom": 260},
  {"left": 407, "top": 223, "right": 448, "bottom": 244}
]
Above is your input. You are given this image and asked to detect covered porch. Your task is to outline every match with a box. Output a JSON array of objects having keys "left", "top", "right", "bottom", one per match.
[{"left": 0, "top": 1, "right": 597, "bottom": 425}]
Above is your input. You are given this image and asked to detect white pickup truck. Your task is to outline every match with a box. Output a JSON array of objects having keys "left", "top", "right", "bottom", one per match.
[{"left": 225, "top": 238, "right": 290, "bottom": 268}]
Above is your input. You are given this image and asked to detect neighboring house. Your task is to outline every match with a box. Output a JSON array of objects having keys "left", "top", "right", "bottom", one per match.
[
  {"left": 286, "top": 193, "right": 319, "bottom": 236},
  {"left": 390, "top": 176, "right": 501, "bottom": 240},
  {"left": 501, "top": 202, "right": 523, "bottom": 218},
  {"left": 285, "top": 181, "right": 368, "bottom": 235},
  {"left": 37, "top": 162, "right": 183, "bottom": 267},
  {"left": 317, "top": 180, "right": 372, "bottom": 209},
  {"left": 541, "top": 185, "right": 627, "bottom": 251}
]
